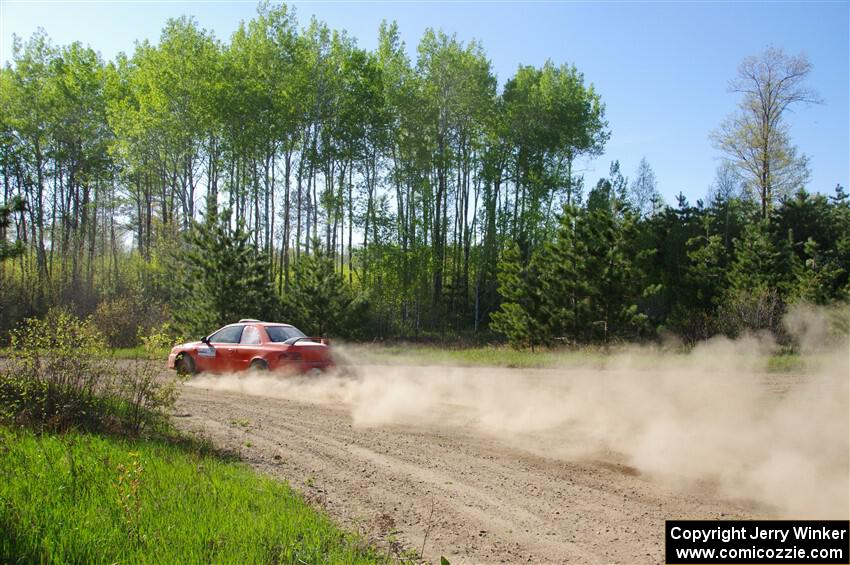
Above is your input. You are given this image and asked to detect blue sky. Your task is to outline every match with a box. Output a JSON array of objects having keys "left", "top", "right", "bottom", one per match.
[{"left": 1, "top": 0, "right": 847, "bottom": 205}]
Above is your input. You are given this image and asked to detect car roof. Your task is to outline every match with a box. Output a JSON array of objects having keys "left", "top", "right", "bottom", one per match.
[{"left": 226, "top": 321, "right": 295, "bottom": 328}]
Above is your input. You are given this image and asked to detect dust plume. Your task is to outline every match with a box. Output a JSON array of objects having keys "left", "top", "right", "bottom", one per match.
[{"left": 187, "top": 307, "right": 849, "bottom": 518}]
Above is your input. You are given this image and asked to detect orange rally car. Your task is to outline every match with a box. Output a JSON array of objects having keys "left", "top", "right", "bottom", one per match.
[{"left": 167, "top": 319, "right": 333, "bottom": 375}]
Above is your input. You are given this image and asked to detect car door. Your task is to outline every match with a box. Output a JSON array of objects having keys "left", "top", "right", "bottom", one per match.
[
  {"left": 206, "top": 325, "right": 245, "bottom": 372},
  {"left": 231, "top": 324, "right": 263, "bottom": 371}
]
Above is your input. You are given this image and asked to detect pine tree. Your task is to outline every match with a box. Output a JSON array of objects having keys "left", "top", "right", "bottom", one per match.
[
  {"left": 722, "top": 220, "right": 794, "bottom": 336},
  {"left": 727, "top": 220, "right": 793, "bottom": 295},
  {"left": 580, "top": 182, "right": 651, "bottom": 341},
  {"left": 774, "top": 187, "right": 849, "bottom": 303},
  {"left": 173, "top": 207, "right": 278, "bottom": 338},
  {"left": 284, "top": 240, "right": 365, "bottom": 337},
  {"left": 490, "top": 242, "right": 551, "bottom": 350},
  {"left": 669, "top": 231, "right": 729, "bottom": 341},
  {"left": 830, "top": 185, "right": 850, "bottom": 296},
  {"left": 791, "top": 238, "right": 845, "bottom": 304},
  {"left": 547, "top": 204, "right": 589, "bottom": 341}
]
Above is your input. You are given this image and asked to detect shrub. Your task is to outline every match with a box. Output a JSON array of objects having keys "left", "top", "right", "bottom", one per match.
[
  {"left": 138, "top": 322, "right": 180, "bottom": 355},
  {"left": 718, "top": 287, "right": 785, "bottom": 340},
  {"left": 0, "top": 308, "right": 179, "bottom": 435},
  {"left": 93, "top": 294, "right": 169, "bottom": 349},
  {"left": 664, "top": 305, "right": 719, "bottom": 345}
]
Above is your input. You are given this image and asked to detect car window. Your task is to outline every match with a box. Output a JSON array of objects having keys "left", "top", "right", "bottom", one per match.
[
  {"left": 240, "top": 325, "right": 261, "bottom": 345},
  {"left": 265, "top": 325, "right": 306, "bottom": 342},
  {"left": 208, "top": 325, "right": 244, "bottom": 344}
]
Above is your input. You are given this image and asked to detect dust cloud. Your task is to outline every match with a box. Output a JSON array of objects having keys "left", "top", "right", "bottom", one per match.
[{"left": 188, "top": 307, "right": 849, "bottom": 518}]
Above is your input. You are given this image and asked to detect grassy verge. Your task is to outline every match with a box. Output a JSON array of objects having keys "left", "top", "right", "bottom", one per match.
[
  {"left": 110, "top": 346, "right": 171, "bottom": 360},
  {"left": 341, "top": 343, "right": 810, "bottom": 373},
  {"left": 342, "top": 343, "right": 605, "bottom": 369},
  {"left": 17, "top": 343, "right": 808, "bottom": 374},
  {"left": 0, "top": 426, "right": 382, "bottom": 564}
]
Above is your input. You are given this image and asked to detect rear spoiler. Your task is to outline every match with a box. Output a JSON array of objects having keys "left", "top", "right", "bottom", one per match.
[{"left": 284, "top": 336, "right": 330, "bottom": 346}]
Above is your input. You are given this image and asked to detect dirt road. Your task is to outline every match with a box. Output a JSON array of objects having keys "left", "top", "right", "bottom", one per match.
[{"left": 169, "top": 357, "right": 850, "bottom": 565}]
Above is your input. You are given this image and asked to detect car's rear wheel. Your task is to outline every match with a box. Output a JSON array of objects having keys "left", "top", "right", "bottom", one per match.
[
  {"left": 176, "top": 354, "right": 195, "bottom": 376},
  {"left": 249, "top": 359, "right": 269, "bottom": 372}
]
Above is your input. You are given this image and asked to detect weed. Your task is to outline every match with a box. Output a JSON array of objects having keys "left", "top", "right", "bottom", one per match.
[
  {"left": 1, "top": 308, "right": 179, "bottom": 435},
  {"left": 114, "top": 451, "right": 144, "bottom": 545}
]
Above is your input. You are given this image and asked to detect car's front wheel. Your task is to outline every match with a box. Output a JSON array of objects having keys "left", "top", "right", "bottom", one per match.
[{"left": 176, "top": 354, "right": 196, "bottom": 376}]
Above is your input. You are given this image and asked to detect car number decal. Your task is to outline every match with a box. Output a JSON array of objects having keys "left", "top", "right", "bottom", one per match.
[{"left": 198, "top": 346, "right": 216, "bottom": 358}]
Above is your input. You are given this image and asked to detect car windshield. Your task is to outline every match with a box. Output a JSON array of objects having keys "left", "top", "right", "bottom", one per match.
[
  {"left": 208, "top": 325, "right": 244, "bottom": 344},
  {"left": 265, "top": 325, "right": 307, "bottom": 342}
]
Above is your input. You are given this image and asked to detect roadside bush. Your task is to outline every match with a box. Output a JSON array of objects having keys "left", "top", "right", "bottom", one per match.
[
  {"left": 93, "top": 294, "right": 169, "bottom": 349},
  {"left": 138, "top": 322, "right": 180, "bottom": 355},
  {"left": 718, "top": 287, "right": 785, "bottom": 340},
  {"left": 663, "top": 305, "right": 719, "bottom": 345},
  {"left": 0, "top": 308, "right": 178, "bottom": 435}
]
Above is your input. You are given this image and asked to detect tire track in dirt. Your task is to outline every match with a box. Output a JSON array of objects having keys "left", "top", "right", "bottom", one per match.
[{"left": 174, "top": 381, "right": 759, "bottom": 564}]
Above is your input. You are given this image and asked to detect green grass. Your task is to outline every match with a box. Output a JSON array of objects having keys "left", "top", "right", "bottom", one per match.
[
  {"left": 765, "top": 353, "right": 806, "bottom": 373},
  {"left": 343, "top": 343, "right": 610, "bottom": 369},
  {"left": 342, "top": 343, "right": 813, "bottom": 373},
  {"left": 1, "top": 346, "right": 170, "bottom": 360},
  {"left": 110, "top": 346, "right": 172, "bottom": 360},
  {"left": 53, "top": 343, "right": 812, "bottom": 374},
  {"left": 0, "top": 426, "right": 383, "bottom": 564}
]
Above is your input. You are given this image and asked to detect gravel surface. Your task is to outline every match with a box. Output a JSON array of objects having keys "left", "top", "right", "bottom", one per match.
[{"left": 171, "top": 364, "right": 784, "bottom": 564}]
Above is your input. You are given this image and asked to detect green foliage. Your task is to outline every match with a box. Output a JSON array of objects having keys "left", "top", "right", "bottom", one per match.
[
  {"left": 173, "top": 208, "right": 279, "bottom": 338},
  {"left": 285, "top": 241, "right": 371, "bottom": 338},
  {"left": 3, "top": 308, "right": 109, "bottom": 430},
  {"left": 719, "top": 287, "right": 785, "bottom": 338},
  {"left": 579, "top": 180, "right": 653, "bottom": 340},
  {"left": 138, "top": 323, "right": 180, "bottom": 357},
  {"left": 0, "top": 196, "right": 26, "bottom": 262},
  {"left": 496, "top": 173, "right": 653, "bottom": 349},
  {"left": 343, "top": 342, "right": 818, "bottom": 374},
  {"left": 777, "top": 188, "right": 850, "bottom": 303},
  {"left": 502, "top": 61, "right": 609, "bottom": 242},
  {"left": 1, "top": 308, "right": 178, "bottom": 435},
  {"left": 0, "top": 428, "right": 384, "bottom": 564},
  {"left": 490, "top": 242, "right": 552, "bottom": 349},
  {"left": 546, "top": 204, "right": 589, "bottom": 340},
  {"left": 711, "top": 47, "right": 819, "bottom": 218},
  {"left": 728, "top": 220, "right": 791, "bottom": 295},
  {"left": 92, "top": 294, "right": 168, "bottom": 348},
  {"left": 0, "top": 17, "right": 846, "bottom": 350}
]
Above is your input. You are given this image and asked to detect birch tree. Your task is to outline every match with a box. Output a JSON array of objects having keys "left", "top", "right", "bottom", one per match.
[{"left": 712, "top": 47, "right": 821, "bottom": 218}]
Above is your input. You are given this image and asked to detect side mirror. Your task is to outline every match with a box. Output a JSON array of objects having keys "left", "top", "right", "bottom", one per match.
[{"left": 201, "top": 336, "right": 210, "bottom": 345}]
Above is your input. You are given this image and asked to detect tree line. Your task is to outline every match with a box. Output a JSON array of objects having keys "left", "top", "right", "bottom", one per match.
[{"left": 1, "top": 3, "right": 846, "bottom": 346}]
